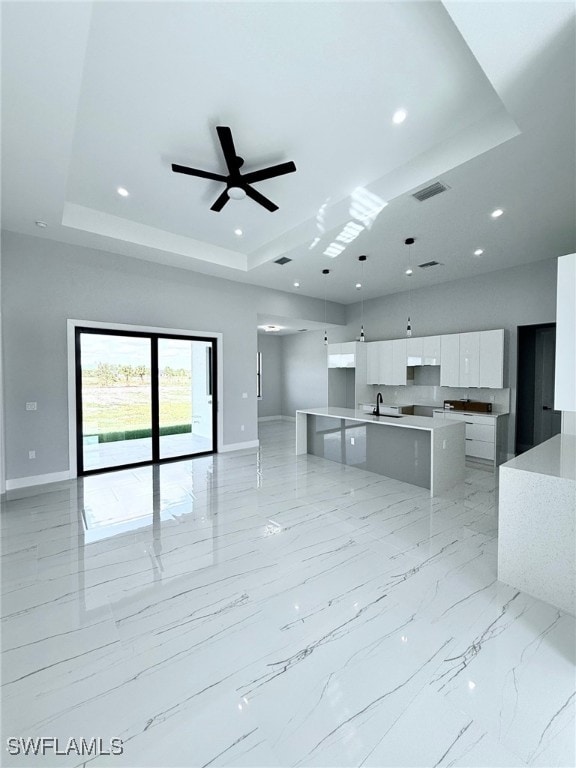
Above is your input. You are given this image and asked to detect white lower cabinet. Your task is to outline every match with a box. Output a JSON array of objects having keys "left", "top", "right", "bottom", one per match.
[
  {"left": 466, "top": 438, "right": 495, "bottom": 460},
  {"left": 433, "top": 410, "right": 502, "bottom": 465}
]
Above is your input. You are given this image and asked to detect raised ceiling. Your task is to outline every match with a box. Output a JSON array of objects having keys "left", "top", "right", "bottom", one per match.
[{"left": 2, "top": 1, "right": 575, "bottom": 304}]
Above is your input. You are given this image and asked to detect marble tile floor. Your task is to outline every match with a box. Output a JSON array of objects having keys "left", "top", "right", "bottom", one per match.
[{"left": 1, "top": 421, "right": 574, "bottom": 768}]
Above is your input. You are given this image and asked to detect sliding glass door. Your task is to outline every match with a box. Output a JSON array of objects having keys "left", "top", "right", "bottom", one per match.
[
  {"left": 158, "top": 338, "right": 214, "bottom": 459},
  {"left": 76, "top": 328, "right": 217, "bottom": 474}
]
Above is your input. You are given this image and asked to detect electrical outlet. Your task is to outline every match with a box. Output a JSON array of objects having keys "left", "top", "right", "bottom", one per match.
[
  {"left": 29, "top": 450, "right": 36, "bottom": 459},
  {"left": 26, "top": 402, "right": 37, "bottom": 411},
  {"left": 351, "top": 437, "right": 355, "bottom": 445},
  {"left": 241, "top": 424, "right": 245, "bottom": 432},
  {"left": 242, "top": 392, "right": 248, "bottom": 399},
  {"left": 442, "top": 440, "right": 447, "bottom": 450}
]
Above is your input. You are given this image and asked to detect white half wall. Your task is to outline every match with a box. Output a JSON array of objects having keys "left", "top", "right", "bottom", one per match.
[
  {"left": 554, "top": 252, "right": 576, "bottom": 413},
  {"left": 257, "top": 333, "right": 283, "bottom": 418}
]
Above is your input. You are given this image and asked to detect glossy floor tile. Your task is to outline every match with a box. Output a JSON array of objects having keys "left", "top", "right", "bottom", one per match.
[{"left": 1, "top": 421, "right": 574, "bottom": 767}]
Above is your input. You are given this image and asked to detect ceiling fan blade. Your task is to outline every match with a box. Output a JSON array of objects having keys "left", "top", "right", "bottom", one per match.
[
  {"left": 172, "top": 164, "right": 227, "bottom": 182},
  {"left": 242, "top": 161, "right": 297, "bottom": 185},
  {"left": 244, "top": 185, "right": 278, "bottom": 212},
  {"left": 210, "top": 189, "right": 230, "bottom": 212},
  {"left": 216, "top": 126, "right": 241, "bottom": 174}
]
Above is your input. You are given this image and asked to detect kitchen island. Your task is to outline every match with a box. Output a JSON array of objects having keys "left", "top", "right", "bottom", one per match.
[{"left": 296, "top": 406, "right": 465, "bottom": 496}]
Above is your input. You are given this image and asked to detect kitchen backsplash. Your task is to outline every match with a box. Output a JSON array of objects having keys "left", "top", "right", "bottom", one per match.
[{"left": 365, "top": 384, "right": 511, "bottom": 413}]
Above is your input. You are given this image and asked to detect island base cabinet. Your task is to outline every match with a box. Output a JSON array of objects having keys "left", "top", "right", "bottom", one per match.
[{"left": 306, "top": 415, "right": 431, "bottom": 489}]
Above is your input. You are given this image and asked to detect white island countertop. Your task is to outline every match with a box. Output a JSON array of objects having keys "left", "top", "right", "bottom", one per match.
[
  {"left": 296, "top": 406, "right": 461, "bottom": 433},
  {"left": 500, "top": 433, "right": 575, "bottom": 481}
]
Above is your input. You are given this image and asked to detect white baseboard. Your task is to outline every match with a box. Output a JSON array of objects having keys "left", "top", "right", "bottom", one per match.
[
  {"left": 258, "top": 415, "right": 295, "bottom": 424},
  {"left": 219, "top": 439, "right": 260, "bottom": 453},
  {"left": 6, "top": 470, "right": 71, "bottom": 491}
]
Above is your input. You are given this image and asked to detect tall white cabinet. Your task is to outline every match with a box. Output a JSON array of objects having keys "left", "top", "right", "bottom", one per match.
[
  {"left": 440, "top": 334, "right": 460, "bottom": 386},
  {"left": 479, "top": 329, "right": 504, "bottom": 388},
  {"left": 459, "top": 332, "right": 480, "bottom": 388}
]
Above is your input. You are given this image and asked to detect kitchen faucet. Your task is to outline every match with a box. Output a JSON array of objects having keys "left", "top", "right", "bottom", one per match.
[{"left": 373, "top": 392, "right": 383, "bottom": 417}]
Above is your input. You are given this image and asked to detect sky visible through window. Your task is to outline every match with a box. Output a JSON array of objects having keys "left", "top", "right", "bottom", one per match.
[{"left": 81, "top": 334, "right": 195, "bottom": 370}]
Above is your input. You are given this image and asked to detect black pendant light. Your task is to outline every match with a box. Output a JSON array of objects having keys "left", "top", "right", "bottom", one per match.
[
  {"left": 358, "top": 255, "right": 367, "bottom": 341},
  {"left": 322, "top": 269, "right": 330, "bottom": 345},
  {"left": 404, "top": 238, "right": 414, "bottom": 337}
]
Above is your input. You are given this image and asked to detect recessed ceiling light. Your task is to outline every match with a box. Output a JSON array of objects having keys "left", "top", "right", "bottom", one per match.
[
  {"left": 392, "top": 108, "right": 407, "bottom": 125},
  {"left": 293, "top": 281, "right": 300, "bottom": 288},
  {"left": 491, "top": 208, "right": 504, "bottom": 218},
  {"left": 234, "top": 228, "right": 243, "bottom": 236},
  {"left": 117, "top": 187, "right": 129, "bottom": 197},
  {"left": 474, "top": 248, "right": 484, "bottom": 256},
  {"left": 34, "top": 220, "right": 48, "bottom": 228},
  {"left": 355, "top": 283, "right": 362, "bottom": 289},
  {"left": 405, "top": 268, "right": 413, "bottom": 275}
]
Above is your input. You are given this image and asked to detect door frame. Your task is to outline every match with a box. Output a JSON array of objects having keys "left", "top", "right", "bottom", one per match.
[
  {"left": 67, "top": 319, "right": 223, "bottom": 478},
  {"left": 515, "top": 322, "right": 560, "bottom": 454}
]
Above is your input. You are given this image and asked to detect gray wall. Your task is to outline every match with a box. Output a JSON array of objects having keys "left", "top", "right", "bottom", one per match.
[
  {"left": 1, "top": 231, "right": 344, "bottom": 481},
  {"left": 282, "top": 258, "right": 558, "bottom": 456},
  {"left": 257, "top": 334, "right": 283, "bottom": 418},
  {"left": 281, "top": 331, "right": 329, "bottom": 417}
]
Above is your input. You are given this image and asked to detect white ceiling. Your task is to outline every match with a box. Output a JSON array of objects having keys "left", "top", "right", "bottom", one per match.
[{"left": 2, "top": 1, "right": 575, "bottom": 305}]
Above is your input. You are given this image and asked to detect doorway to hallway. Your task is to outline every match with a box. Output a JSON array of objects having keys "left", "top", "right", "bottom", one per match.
[
  {"left": 75, "top": 328, "right": 217, "bottom": 475},
  {"left": 515, "top": 323, "right": 561, "bottom": 455}
]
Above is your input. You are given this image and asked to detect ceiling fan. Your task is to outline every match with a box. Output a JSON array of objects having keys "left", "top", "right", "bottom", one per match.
[{"left": 171, "top": 126, "right": 297, "bottom": 212}]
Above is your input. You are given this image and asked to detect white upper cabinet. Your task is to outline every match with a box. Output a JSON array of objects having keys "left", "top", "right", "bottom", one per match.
[
  {"left": 459, "top": 331, "right": 480, "bottom": 388},
  {"left": 366, "top": 340, "right": 396, "bottom": 384},
  {"left": 380, "top": 340, "right": 394, "bottom": 384},
  {"left": 407, "top": 335, "right": 441, "bottom": 367},
  {"left": 366, "top": 342, "right": 380, "bottom": 384},
  {"left": 363, "top": 330, "right": 504, "bottom": 388},
  {"left": 440, "top": 334, "right": 460, "bottom": 386},
  {"left": 328, "top": 342, "right": 356, "bottom": 368},
  {"left": 479, "top": 329, "right": 504, "bottom": 388},
  {"left": 422, "top": 335, "right": 441, "bottom": 365},
  {"left": 392, "top": 339, "right": 407, "bottom": 385},
  {"left": 406, "top": 337, "right": 423, "bottom": 366}
]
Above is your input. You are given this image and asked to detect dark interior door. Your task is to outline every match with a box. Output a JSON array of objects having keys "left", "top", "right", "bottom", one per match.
[{"left": 516, "top": 323, "right": 561, "bottom": 454}]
